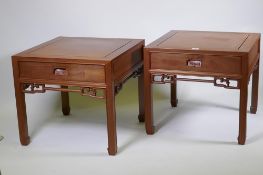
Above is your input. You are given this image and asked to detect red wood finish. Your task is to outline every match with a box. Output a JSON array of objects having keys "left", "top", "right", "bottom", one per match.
[
  {"left": 12, "top": 37, "right": 145, "bottom": 155},
  {"left": 144, "top": 30, "right": 260, "bottom": 144}
]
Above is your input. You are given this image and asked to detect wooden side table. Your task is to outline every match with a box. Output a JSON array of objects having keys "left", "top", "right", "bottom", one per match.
[
  {"left": 12, "top": 37, "right": 145, "bottom": 155},
  {"left": 144, "top": 30, "right": 260, "bottom": 144}
]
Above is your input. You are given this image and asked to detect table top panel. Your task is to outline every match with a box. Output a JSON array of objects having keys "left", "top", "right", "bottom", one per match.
[
  {"left": 15, "top": 37, "right": 143, "bottom": 61},
  {"left": 147, "top": 30, "right": 260, "bottom": 53}
]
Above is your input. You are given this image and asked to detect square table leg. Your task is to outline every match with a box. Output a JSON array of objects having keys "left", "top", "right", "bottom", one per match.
[
  {"left": 138, "top": 71, "right": 145, "bottom": 122},
  {"left": 105, "top": 63, "right": 117, "bottom": 155},
  {"left": 61, "top": 86, "right": 70, "bottom": 116},
  {"left": 14, "top": 82, "right": 30, "bottom": 145},
  {"left": 250, "top": 62, "right": 259, "bottom": 114},
  {"left": 13, "top": 59, "right": 30, "bottom": 146},
  {"left": 238, "top": 77, "right": 248, "bottom": 145},
  {"left": 144, "top": 56, "right": 154, "bottom": 134},
  {"left": 170, "top": 75, "right": 178, "bottom": 107},
  {"left": 105, "top": 83, "right": 117, "bottom": 155}
]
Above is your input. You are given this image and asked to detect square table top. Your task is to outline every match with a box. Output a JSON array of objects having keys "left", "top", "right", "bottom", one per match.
[
  {"left": 14, "top": 37, "right": 144, "bottom": 62},
  {"left": 146, "top": 30, "right": 260, "bottom": 53}
]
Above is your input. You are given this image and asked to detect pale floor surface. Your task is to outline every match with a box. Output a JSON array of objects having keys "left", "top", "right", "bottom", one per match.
[{"left": 0, "top": 80, "right": 263, "bottom": 175}]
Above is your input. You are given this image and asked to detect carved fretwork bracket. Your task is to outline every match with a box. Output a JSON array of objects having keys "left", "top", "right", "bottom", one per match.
[
  {"left": 22, "top": 83, "right": 105, "bottom": 99},
  {"left": 213, "top": 77, "right": 240, "bottom": 89},
  {"left": 151, "top": 73, "right": 240, "bottom": 89},
  {"left": 80, "top": 87, "right": 105, "bottom": 99},
  {"left": 132, "top": 67, "right": 143, "bottom": 78},
  {"left": 115, "top": 84, "right": 123, "bottom": 94},
  {"left": 23, "top": 84, "right": 46, "bottom": 93},
  {"left": 151, "top": 74, "right": 174, "bottom": 84},
  {"left": 115, "top": 66, "right": 143, "bottom": 94}
]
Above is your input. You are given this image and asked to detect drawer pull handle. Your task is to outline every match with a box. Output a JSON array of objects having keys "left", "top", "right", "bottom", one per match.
[
  {"left": 54, "top": 68, "right": 67, "bottom": 76},
  {"left": 187, "top": 60, "right": 202, "bottom": 67}
]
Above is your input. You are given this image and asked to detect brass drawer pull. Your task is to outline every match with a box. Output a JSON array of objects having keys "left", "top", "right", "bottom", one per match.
[
  {"left": 54, "top": 68, "right": 68, "bottom": 76},
  {"left": 187, "top": 60, "right": 202, "bottom": 67}
]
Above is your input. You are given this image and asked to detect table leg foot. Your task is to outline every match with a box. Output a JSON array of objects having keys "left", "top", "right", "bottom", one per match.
[
  {"left": 238, "top": 136, "right": 246, "bottom": 145},
  {"left": 138, "top": 114, "right": 145, "bottom": 123},
  {"left": 250, "top": 106, "right": 257, "bottom": 114},
  {"left": 108, "top": 147, "right": 117, "bottom": 156},
  {"left": 171, "top": 99, "right": 178, "bottom": 108},
  {"left": 20, "top": 136, "right": 30, "bottom": 146},
  {"left": 62, "top": 108, "right": 70, "bottom": 116},
  {"left": 146, "top": 126, "right": 155, "bottom": 135}
]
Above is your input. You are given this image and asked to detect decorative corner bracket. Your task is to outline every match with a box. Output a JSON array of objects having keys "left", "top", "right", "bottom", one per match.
[
  {"left": 115, "top": 83, "right": 123, "bottom": 94},
  {"left": 115, "top": 66, "right": 143, "bottom": 94},
  {"left": 132, "top": 67, "right": 143, "bottom": 78},
  {"left": 151, "top": 73, "right": 174, "bottom": 84},
  {"left": 22, "top": 83, "right": 46, "bottom": 93},
  {"left": 213, "top": 77, "right": 240, "bottom": 89},
  {"left": 80, "top": 87, "right": 105, "bottom": 99}
]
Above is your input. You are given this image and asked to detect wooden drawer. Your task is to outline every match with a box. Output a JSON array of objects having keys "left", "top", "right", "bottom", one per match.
[
  {"left": 19, "top": 61, "right": 105, "bottom": 83},
  {"left": 150, "top": 52, "right": 241, "bottom": 74}
]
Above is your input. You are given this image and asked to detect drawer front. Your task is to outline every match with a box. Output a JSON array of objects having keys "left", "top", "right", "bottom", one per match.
[
  {"left": 19, "top": 61, "right": 105, "bottom": 83},
  {"left": 151, "top": 52, "right": 241, "bottom": 74}
]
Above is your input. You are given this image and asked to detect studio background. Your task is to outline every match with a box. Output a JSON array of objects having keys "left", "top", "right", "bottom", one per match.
[{"left": 0, "top": 0, "right": 263, "bottom": 175}]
